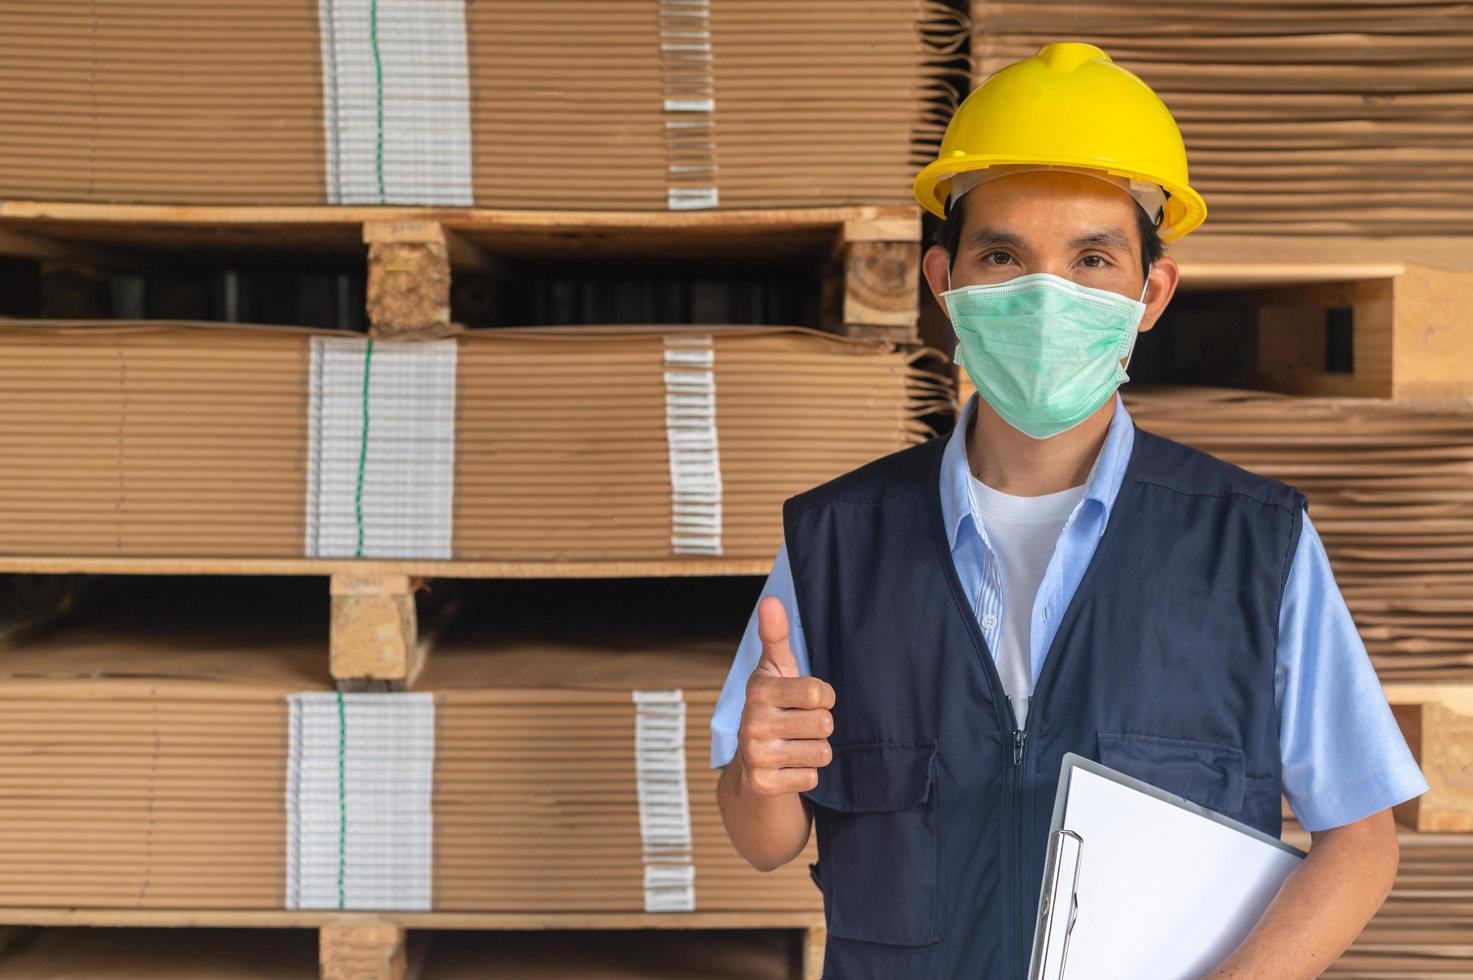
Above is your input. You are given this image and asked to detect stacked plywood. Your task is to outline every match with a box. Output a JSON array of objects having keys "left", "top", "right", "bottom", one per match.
[
  {"left": 0, "top": 575, "right": 820, "bottom": 915},
  {"left": 970, "top": 3, "right": 1473, "bottom": 235},
  {"left": 0, "top": 320, "right": 950, "bottom": 561},
  {"left": 0, "top": 0, "right": 965, "bottom": 209},
  {"left": 1122, "top": 385, "right": 1473, "bottom": 682}
]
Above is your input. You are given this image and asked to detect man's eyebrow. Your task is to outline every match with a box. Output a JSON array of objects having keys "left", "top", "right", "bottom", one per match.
[
  {"left": 965, "top": 226, "right": 1028, "bottom": 253},
  {"left": 1068, "top": 227, "right": 1132, "bottom": 251}
]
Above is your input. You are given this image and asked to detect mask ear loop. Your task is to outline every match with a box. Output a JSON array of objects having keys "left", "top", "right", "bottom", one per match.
[{"left": 1122, "top": 262, "right": 1153, "bottom": 372}]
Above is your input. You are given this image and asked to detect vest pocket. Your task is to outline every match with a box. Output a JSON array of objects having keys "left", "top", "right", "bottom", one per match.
[
  {"left": 1096, "top": 731, "right": 1246, "bottom": 815},
  {"left": 800, "top": 738, "right": 940, "bottom": 947}
]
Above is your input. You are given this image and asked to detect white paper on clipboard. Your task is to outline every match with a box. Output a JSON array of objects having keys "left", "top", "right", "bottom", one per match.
[{"left": 1028, "top": 753, "right": 1306, "bottom": 980}]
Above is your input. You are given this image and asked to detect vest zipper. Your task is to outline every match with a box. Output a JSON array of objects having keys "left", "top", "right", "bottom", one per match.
[{"left": 1009, "top": 709, "right": 1028, "bottom": 980}]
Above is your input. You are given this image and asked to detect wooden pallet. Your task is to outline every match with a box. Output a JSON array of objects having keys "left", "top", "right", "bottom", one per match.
[
  {"left": 0, "top": 201, "right": 924, "bottom": 344},
  {"left": 951, "top": 245, "right": 1473, "bottom": 401},
  {"left": 0, "top": 910, "right": 827, "bottom": 980},
  {"left": 1385, "top": 683, "right": 1473, "bottom": 832}
]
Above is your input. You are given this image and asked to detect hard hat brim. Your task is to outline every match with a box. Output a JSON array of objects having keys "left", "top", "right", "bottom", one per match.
[{"left": 913, "top": 154, "right": 1207, "bottom": 243}]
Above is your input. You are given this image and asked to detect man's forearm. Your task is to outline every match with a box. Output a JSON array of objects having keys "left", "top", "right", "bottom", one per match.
[
  {"left": 716, "top": 746, "right": 813, "bottom": 872},
  {"left": 1205, "top": 810, "right": 1398, "bottom": 979}
]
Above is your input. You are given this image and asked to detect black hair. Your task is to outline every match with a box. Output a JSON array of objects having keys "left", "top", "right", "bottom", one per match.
[{"left": 936, "top": 186, "right": 1166, "bottom": 283}]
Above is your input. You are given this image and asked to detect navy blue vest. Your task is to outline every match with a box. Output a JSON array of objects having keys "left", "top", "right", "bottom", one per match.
[{"left": 787, "top": 420, "right": 1305, "bottom": 980}]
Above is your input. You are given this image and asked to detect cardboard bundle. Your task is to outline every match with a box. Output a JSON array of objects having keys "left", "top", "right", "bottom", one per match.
[
  {"left": 0, "top": 320, "right": 950, "bottom": 562},
  {"left": 0, "top": 1, "right": 328, "bottom": 206},
  {"left": 1123, "top": 385, "right": 1473, "bottom": 681},
  {"left": 0, "top": 0, "right": 965, "bottom": 209},
  {"left": 0, "top": 578, "right": 323, "bottom": 909},
  {"left": 424, "top": 577, "right": 819, "bottom": 912},
  {"left": 970, "top": 3, "right": 1473, "bottom": 236},
  {"left": 1284, "top": 820, "right": 1473, "bottom": 976},
  {"left": 0, "top": 575, "right": 820, "bottom": 914}
]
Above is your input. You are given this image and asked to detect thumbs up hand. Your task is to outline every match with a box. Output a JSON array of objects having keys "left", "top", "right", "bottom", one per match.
[{"left": 738, "top": 596, "right": 836, "bottom": 797}]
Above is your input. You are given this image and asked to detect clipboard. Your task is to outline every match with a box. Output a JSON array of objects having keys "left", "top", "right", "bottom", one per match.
[{"left": 1027, "top": 753, "right": 1307, "bottom": 980}]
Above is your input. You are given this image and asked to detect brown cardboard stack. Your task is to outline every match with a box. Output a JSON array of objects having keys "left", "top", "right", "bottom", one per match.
[
  {"left": 0, "top": 0, "right": 965, "bottom": 209},
  {"left": 425, "top": 577, "right": 820, "bottom": 912},
  {"left": 0, "top": 575, "right": 819, "bottom": 914},
  {"left": 1122, "top": 385, "right": 1473, "bottom": 682},
  {"left": 453, "top": 326, "right": 950, "bottom": 561},
  {"left": 0, "top": 320, "right": 950, "bottom": 561},
  {"left": 470, "top": 0, "right": 969, "bottom": 209},
  {"left": 0, "top": 578, "right": 321, "bottom": 909},
  {"left": 0, "top": 1, "right": 327, "bottom": 206},
  {"left": 1284, "top": 820, "right": 1473, "bottom": 976},
  {"left": 970, "top": 3, "right": 1473, "bottom": 235}
]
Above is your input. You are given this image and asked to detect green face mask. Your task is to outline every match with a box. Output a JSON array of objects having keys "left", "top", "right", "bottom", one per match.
[{"left": 941, "top": 269, "right": 1150, "bottom": 440}]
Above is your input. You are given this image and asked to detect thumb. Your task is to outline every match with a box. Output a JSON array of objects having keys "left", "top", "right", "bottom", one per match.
[{"left": 756, "top": 596, "right": 799, "bottom": 678}]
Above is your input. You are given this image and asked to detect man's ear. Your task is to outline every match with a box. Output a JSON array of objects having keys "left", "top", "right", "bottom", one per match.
[
  {"left": 1137, "top": 254, "right": 1180, "bottom": 334},
  {"left": 921, "top": 243, "right": 954, "bottom": 314}
]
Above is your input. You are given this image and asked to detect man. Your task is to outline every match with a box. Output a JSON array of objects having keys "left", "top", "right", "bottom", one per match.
[{"left": 711, "top": 42, "right": 1430, "bottom": 979}]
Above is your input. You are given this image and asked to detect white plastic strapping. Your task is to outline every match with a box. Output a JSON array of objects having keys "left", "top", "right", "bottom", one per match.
[
  {"left": 285, "top": 692, "right": 435, "bottom": 910},
  {"left": 663, "top": 335, "right": 723, "bottom": 556},
  {"left": 318, "top": 0, "right": 473, "bottom": 205},
  {"left": 305, "top": 335, "right": 457, "bottom": 560},
  {"left": 633, "top": 689, "right": 695, "bottom": 912},
  {"left": 659, "top": 0, "right": 718, "bottom": 210}
]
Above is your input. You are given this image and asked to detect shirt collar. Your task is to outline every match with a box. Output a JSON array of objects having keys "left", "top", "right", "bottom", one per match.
[{"left": 939, "top": 389, "right": 1137, "bottom": 549}]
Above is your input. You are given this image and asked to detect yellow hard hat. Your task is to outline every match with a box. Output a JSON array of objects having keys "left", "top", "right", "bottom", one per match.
[{"left": 912, "top": 41, "right": 1207, "bottom": 242}]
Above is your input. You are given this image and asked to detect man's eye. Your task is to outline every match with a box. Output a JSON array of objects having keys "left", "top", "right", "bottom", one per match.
[
  {"left": 1082, "top": 255, "right": 1107, "bottom": 268},
  {"left": 988, "top": 251, "right": 1012, "bottom": 265}
]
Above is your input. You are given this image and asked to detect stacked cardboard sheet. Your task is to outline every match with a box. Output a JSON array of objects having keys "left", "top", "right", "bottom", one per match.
[
  {"left": 425, "top": 576, "right": 820, "bottom": 912},
  {"left": 0, "top": 575, "right": 819, "bottom": 914},
  {"left": 0, "top": 577, "right": 324, "bottom": 910},
  {"left": 0, "top": 320, "right": 950, "bottom": 562},
  {"left": 970, "top": 3, "right": 1473, "bottom": 235},
  {"left": 1284, "top": 820, "right": 1473, "bottom": 976},
  {"left": 0, "top": 1, "right": 327, "bottom": 206},
  {"left": 1122, "top": 385, "right": 1473, "bottom": 682},
  {"left": 0, "top": 0, "right": 964, "bottom": 209}
]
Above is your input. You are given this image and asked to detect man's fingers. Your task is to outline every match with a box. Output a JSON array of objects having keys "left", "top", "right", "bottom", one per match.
[
  {"left": 749, "top": 673, "right": 835, "bottom": 710},
  {"left": 746, "top": 704, "right": 834, "bottom": 741},
  {"left": 755, "top": 596, "right": 799, "bottom": 677},
  {"left": 743, "top": 736, "right": 834, "bottom": 780},
  {"left": 747, "top": 765, "right": 822, "bottom": 797}
]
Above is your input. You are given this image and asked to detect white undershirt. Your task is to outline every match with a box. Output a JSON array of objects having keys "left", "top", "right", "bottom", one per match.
[{"left": 966, "top": 474, "right": 1088, "bottom": 730}]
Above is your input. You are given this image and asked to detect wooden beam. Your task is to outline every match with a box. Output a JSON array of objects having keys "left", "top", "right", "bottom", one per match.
[
  {"left": 803, "top": 923, "right": 827, "bottom": 980},
  {"left": 841, "top": 240, "right": 921, "bottom": 333},
  {"left": 1390, "top": 262, "right": 1473, "bottom": 400},
  {"left": 1391, "top": 701, "right": 1473, "bottom": 832},
  {"left": 362, "top": 220, "right": 457, "bottom": 339},
  {"left": 0, "top": 907, "right": 826, "bottom": 930},
  {"left": 320, "top": 922, "right": 406, "bottom": 980},
  {"left": 329, "top": 573, "right": 417, "bottom": 690},
  {"left": 0, "top": 227, "right": 151, "bottom": 272},
  {"left": 0, "top": 556, "right": 774, "bottom": 578}
]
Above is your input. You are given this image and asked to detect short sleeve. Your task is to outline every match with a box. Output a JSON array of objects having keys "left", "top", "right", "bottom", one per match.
[
  {"left": 709, "top": 539, "right": 811, "bottom": 769},
  {"left": 1277, "top": 506, "right": 1430, "bottom": 831}
]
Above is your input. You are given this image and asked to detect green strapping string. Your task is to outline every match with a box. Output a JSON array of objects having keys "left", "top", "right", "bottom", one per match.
[
  {"left": 354, "top": 338, "right": 374, "bottom": 558},
  {"left": 335, "top": 689, "right": 348, "bottom": 910},
  {"left": 370, "top": 0, "right": 386, "bottom": 204}
]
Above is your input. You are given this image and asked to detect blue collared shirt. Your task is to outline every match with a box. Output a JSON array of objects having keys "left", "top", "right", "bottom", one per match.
[{"left": 710, "top": 390, "right": 1429, "bottom": 832}]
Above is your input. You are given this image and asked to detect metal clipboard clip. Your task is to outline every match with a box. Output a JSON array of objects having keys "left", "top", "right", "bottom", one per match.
[{"left": 1028, "top": 829, "right": 1084, "bottom": 980}]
